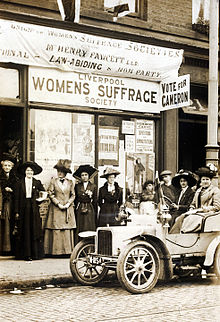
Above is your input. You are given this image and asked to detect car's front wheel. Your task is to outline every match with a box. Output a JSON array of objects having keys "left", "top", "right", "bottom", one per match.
[
  {"left": 70, "top": 239, "right": 108, "bottom": 286},
  {"left": 116, "top": 240, "right": 160, "bottom": 294}
]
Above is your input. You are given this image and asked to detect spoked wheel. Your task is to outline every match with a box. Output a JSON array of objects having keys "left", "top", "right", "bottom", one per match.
[
  {"left": 70, "top": 238, "right": 108, "bottom": 286},
  {"left": 117, "top": 240, "right": 160, "bottom": 294},
  {"left": 213, "top": 244, "right": 220, "bottom": 279}
]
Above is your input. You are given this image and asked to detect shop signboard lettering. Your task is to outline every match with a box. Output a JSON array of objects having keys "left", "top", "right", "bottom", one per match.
[
  {"left": 0, "top": 19, "right": 183, "bottom": 81},
  {"left": 160, "top": 74, "right": 190, "bottom": 111},
  {"left": 29, "top": 67, "right": 161, "bottom": 113}
]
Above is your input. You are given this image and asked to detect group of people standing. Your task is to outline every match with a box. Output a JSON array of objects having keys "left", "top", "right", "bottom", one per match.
[
  {"left": 1, "top": 150, "right": 220, "bottom": 261},
  {"left": 0, "top": 155, "right": 123, "bottom": 261}
]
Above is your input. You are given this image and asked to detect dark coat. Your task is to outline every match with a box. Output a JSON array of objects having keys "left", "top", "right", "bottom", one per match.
[
  {"left": 0, "top": 169, "right": 18, "bottom": 219},
  {"left": 161, "top": 184, "right": 177, "bottom": 207},
  {"left": 170, "top": 186, "right": 195, "bottom": 227},
  {"left": 0, "top": 169, "right": 18, "bottom": 253},
  {"left": 98, "top": 182, "right": 123, "bottom": 226},
  {"left": 75, "top": 182, "right": 97, "bottom": 242},
  {"left": 14, "top": 177, "right": 45, "bottom": 259}
]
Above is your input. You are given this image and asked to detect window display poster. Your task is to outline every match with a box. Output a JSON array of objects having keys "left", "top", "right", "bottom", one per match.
[
  {"left": 35, "top": 110, "right": 71, "bottom": 185},
  {"left": 72, "top": 124, "right": 95, "bottom": 166},
  {"left": 125, "top": 153, "right": 154, "bottom": 198},
  {"left": 99, "top": 127, "right": 119, "bottom": 166},
  {"left": 136, "top": 120, "right": 154, "bottom": 153},
  {"left": 122, "top": 120, "right": 135, "bottom": 134},
  {"left": 125, "top": 135, "right": 135, "bottom": 152}
]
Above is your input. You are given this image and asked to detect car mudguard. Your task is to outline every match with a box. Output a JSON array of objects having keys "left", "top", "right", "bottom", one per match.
[
  {"left": 130, "top": 234, "right": 173, "bottom": 281},
  {"left": 204, "top": 235, "right": 220, "bottom": 266}
]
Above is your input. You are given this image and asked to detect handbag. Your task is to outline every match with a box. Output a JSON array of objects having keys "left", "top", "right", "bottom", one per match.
[{"left": 81, "top": 202, "right": 88, "bottom": 214}]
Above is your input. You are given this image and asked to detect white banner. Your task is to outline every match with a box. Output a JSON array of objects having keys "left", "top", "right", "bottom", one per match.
[
  {"left": 29, "top": 67, "right": 161, "bottom": 113},
  {"left": 160, "top": 74, "right": 190, "bottom": 111},
  {"left": 0, "top": 19, "right": 183, "bottom": 81}
]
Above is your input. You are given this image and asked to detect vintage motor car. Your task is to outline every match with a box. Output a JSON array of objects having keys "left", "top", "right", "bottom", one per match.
[{"left": 70, "top": 205, "right": 220, "bottom": 294}]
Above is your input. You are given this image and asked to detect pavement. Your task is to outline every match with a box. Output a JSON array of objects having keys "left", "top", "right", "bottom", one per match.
[{"left": 0, "top": 255, "right": 76, "bottom": 291}]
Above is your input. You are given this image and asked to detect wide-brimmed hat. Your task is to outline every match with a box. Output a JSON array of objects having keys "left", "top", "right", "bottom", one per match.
[
  {"left": 159, "top": 170, "right": 172, "bottom": 180},
  {"left": 73, "top": 164, "right": 98, "bottom": 180},
  {"left": 18, "top": 161, "right": 43, "bottom": 175},
  {"left": 1, "top": 152, "right": 17, "bottom": 165},
  {"left": 100, "top": 167, "right": 120, "bottom": 179},
  {"left": 54, "top": 159, "right": 72, "bottom": 174},
  {"left": 195, "top": 166, "right": 216, "bottom": 179},
  {"left": 172, "top": 169, "right": 197, "bottom": 188}
]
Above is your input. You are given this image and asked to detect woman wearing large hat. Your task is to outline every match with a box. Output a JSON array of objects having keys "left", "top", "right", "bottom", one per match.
[
  {"left": 0, "top": 152, "right": 18, "bottom": 255},
  {"left": 169, "top": 170, "right": 197, "bottom": 228},
  {"left": 14, "top": 161, "right": 45, "bottom": 260},
  {"left": 73, "top": 164, "right": 98, "bottom": 243},
  {"left": 44, "top": 159, "right": 76, "bottom": 255},
  {"left": 98, "top": 167, "right": 123, "bottom": 227},
  {"left": 170, "top": 165, "right": 220, "bottom": 234}
]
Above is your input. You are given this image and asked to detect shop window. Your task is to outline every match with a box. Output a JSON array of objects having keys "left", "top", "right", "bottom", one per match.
[
  {"left": 29, "top": 109, "right": 95, "bottom": 186},
  {"left": 98, "top": 115, "right": 155, "bottom": 207},
  {"left": 29, "top": 109, "right": 155, "bottom": 208},
  {"left": 0, "top": 67, "right": 19, "bottom": 99}
]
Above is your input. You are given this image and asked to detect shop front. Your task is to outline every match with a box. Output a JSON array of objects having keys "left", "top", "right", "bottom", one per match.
[
  {"left": 0, "top": 18, "right": 188, "bottom": 210},
  {"left": 28, "top": 66, "right": 159, "bottom": 208}
]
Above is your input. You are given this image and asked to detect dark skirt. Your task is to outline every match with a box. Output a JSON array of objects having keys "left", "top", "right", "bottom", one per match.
[
  {"left": 75, "top": 202, "right": 96, "bottom": 244},
  {"left": 16, "top": 199, "right": 44, "bottom": 260},
  {"left": 98, "top": 202, "right": 120, "bottom": 227}
]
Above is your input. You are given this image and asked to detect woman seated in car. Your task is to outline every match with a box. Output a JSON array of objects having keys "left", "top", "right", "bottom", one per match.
[{"left": 169, "top": 165, "right": 220, "bottom": 234}]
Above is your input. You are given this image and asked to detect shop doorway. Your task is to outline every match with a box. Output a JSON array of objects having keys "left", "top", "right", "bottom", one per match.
[
  {"left": 0, "top": 106, "right": 23, "bottom": 162},
  {"left": 179, "top": 120, "right": 207, "bottom": 172}
]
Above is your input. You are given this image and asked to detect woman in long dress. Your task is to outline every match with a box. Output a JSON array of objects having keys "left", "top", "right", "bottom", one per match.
[
  {"left": 98, "top": 167, "right": 123, "bottom": 227},
  {"left": 73, "top": 164, "right": 98, "bottom": 243},
  {"left": 0, "top": 153, "right": 18, "bottom": 255},
  {"left": 44, "top": 160, "right": 76, "bottom": 255},
  {"left": 15, "top": 161, "right": 45, "bottom": 260}
]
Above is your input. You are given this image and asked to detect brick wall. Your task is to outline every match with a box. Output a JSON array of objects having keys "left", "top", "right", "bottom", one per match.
[
  {"left": 147, "top": 0, "right": 192, "bottom": 34},
  {"left": 0, "top": 0, "right": 208, "bottom": 42}
]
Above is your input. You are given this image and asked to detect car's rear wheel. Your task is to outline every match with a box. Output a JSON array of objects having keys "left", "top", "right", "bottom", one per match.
[
  {"left": 213, "top": 244, "right": 220, "bottom": 278},
  {"left": 116, "top": 240, "right": 160, "bottom": 294},
  {"left": 70, "top": 239, "right": 108, "bottom": 285}
]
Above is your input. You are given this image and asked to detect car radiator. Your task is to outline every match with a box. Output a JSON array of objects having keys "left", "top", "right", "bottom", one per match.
[{"left": 97, "top": 230, "right": 112, "bottom": 256}]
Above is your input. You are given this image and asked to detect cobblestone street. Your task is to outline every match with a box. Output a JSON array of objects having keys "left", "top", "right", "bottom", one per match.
[{"left": 1, "top": 277, "right": 220, "bottom": 322}]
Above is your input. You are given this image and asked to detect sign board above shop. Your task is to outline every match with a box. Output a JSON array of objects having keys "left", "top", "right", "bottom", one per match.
[
  {"left": 0, "top": 19, "right": 184, "bottom": 82},
  {"left": 29, "top": 67, "right": 161, "bottom": 113},
  {"left": 28, "top": 67, "right": 190, "bottom": 113}
]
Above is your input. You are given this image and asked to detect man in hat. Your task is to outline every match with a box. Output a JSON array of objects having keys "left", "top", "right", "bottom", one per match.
[
  {"left": 73, "top": 164, "right": 98, "bottom": 243},
  {"left": 0, "top": 153, "right": 18, "bottom": 255},
  {"left": 98, "top": 167, "right": 123, "bottom": 227},
  {"left": 169, "top": 170, "right": 197, "bottom": 227},
  {"left": 159, "top": 170, "right": 177, "bottom": 209},
  {"left": 170, "top": 165, "right": 220, "bottom": 234}
]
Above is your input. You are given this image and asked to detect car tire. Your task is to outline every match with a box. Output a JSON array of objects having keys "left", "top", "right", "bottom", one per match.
[
  {"left": 116, "top": 240, "right": 160, "bottom": 294},
  {"left": 70, "top": 238, "right": 108, "bottom": 286}
]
